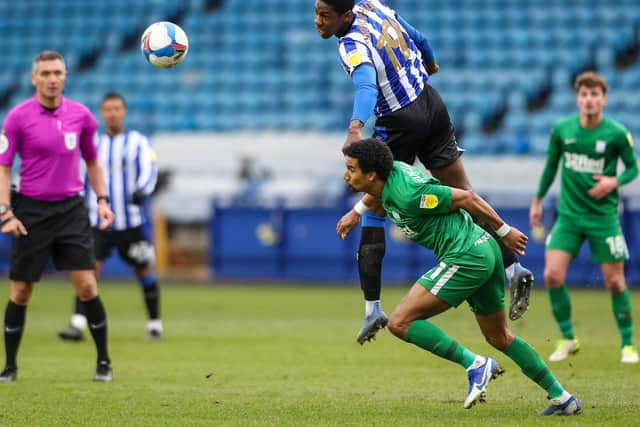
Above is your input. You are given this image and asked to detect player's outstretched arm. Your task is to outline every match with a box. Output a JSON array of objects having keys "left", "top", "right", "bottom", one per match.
[
  {"left": 449, "top": 187, "right": 527, "bottom": 256},
  {"left": 344, "top": 65, "right": 378, "bottom": 149}
]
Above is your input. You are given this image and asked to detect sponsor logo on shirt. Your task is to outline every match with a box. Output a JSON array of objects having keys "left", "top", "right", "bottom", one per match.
[
  {"left": 420, "top": 194, "right": 438, "bottom": 209},
  {"left": 563, "top": 138, "right": 576, "bottom": 145},
  {"left": 0, "top": 132, "right": 8, "bottom": 155},
  {"left": 563, "top": 152, "right": 604, "bottom": 174},
  {"left": 627, "top": 132, "right": 634, "bottom": 147},
  {"left": 474, "top": 232, "right": 491, "bottom": 246},
  {"left": 595, "top": 140, "right": 607, "bottom": 153},
  {"left": 64, "top": 132, "right": 77, "bottom": 150},
  {"left": 389, "top": 210, "right": 417, "bottom": 239}
]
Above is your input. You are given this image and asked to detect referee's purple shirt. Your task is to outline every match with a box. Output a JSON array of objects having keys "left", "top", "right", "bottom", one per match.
[{"left": 0, "top": 96, "right": 98, "bottom": 201}]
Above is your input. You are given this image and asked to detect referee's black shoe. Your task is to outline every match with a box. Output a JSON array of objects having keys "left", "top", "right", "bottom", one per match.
[
  {"left": 93, "top": 361, "right": 112, "bottom": 382},
  {"left": 58, "top": 326, "right": 85, "bottom": 342},
  {"left": 0, "top": 366, "right": 17, "bottom": 382}
]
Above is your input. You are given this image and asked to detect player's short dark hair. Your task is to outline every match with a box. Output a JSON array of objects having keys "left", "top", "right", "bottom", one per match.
[
  {"left": 101, "top": 92, "right": 127, "bottom": 108},
  {"left": 343, "top": 138, "right": 394, "bottom": 181},
  {"left": 323, "top": 0, "right": 355, "bottom": 14},
  {"left": 32, "top": 50, "right": 65, "bottom": 72},
  {"left": 574, "top": 71, "right": 608, "bottom": 94}
]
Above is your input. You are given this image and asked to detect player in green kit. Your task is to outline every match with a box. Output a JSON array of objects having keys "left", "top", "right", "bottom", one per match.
[
  {"left": 338, "top": 139, "right": 581, "bottom": 415},
  {"left": 530, "top": 71, "right": 639, "bottom": 364}
]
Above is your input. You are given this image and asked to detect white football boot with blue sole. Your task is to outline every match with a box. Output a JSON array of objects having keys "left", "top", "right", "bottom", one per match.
[{"left": 463, "top": 357, "right": 504, "bottom": 409}]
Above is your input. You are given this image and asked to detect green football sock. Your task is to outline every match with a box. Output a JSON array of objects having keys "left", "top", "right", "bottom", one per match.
[
  {"left": 503, "top": 336, "right": 565, "bottom": 399},
  {"left": 405, "top": 320, "right": 477, "bottom": 369},
  {"left": 612, "top": 289, "right": 634, "bottom": 347},
  {"left": 548, "top": 285, "right": 574, "bottom": 339}
]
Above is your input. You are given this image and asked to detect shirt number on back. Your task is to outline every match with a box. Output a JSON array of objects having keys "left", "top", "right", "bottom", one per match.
[{"left": 376, "top": 19, "right": 411, "bottom": 71}]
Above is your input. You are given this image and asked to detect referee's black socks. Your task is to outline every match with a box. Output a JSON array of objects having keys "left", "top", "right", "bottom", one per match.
[
  {"left": 4, "top": 300, "right": 26, "bottom": 369},
  {"left": 74, "top": 295, "right": 86, "bottom": 316},
  {"left": 84, "top": 296, "right": 110, "bottom": 364}
]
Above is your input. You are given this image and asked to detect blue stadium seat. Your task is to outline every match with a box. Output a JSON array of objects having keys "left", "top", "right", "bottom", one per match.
[{"left": 0, "top": 0, "right": 638, "bottom": 155}]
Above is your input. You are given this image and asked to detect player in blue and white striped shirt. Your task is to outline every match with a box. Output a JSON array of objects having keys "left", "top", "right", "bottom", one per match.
[
  {"left": 316, "top": 0, "right": 533, "bottom": 344},
  {"left": 59, "top": 92, "right": 163, "bottom": 341}
]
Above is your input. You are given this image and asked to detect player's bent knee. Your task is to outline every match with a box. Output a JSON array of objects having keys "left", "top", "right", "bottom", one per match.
[
  {"left": 76, "top": 282, "right": 98, "bottom": 301},
  {"left": 387, "top": 313, "right": 409, "bottom": 338},
  {"left": 543, "top": 270, "right": 564, "bottom": 288},
  {"left": 10, "top": 282, "right": 33, "bottom": 305},
  {"left": 484, "top": 331, "right": 513, "bottom": 351},
  {"left": 606, "top": 280, "right": 626, "bottom": 295},
  {"left": 10, "top": 292, "right": 31, "bottom": 305}
]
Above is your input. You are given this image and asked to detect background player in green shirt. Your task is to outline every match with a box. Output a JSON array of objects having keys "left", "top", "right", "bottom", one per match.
[
  {"left": 530, "top": 72, "right": 639, "bottom": 364},
  {"left": 338, "top": 139, "right": 580, "bottom": 415}
]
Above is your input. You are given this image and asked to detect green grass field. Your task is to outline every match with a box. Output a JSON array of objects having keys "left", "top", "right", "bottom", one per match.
[{"left": 1, "top": 281, "right": 639, "bottom": 426}]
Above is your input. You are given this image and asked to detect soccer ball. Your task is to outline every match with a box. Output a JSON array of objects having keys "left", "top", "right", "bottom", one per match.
[{"left": 141, "top": 21, "right": 189, "bottom": 68}]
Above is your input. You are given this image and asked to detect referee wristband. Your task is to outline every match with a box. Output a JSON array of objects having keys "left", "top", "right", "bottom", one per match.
[
  {"left": 495, "top": 223, "right": 511, "bottom": 238},
  {"left": 353, "top": 200, "right": 369, "bottom": 215}
]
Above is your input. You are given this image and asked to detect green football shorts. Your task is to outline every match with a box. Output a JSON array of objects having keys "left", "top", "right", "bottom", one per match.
[
  {"left": 546, "top": 214, "right": 629, "bottom": 263},
  {"left": 417, "top": 233, "right": 505, "bottom": 315}
]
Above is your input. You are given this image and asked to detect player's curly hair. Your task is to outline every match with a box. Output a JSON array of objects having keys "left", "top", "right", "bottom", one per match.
[
  {"left": 574, "top": 71, "right": 608, "bottom": 94},
  {"left": 323, "top": 0, "right": 355, "bottom": 14},
  {"left": 343, "top": 138, "right": 394, "bottom": 181}
]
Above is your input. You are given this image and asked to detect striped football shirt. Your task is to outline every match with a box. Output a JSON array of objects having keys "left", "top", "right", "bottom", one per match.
[
  {"left": 86, "top": 130, "right": 157, "bottom": 230},
  {"left": 338, "top": 0, "right": 428, "bottom": 116}
]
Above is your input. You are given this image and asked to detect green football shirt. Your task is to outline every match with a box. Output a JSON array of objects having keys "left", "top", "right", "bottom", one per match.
[
  {"left": 536, "top": 114, "right": 638, "bottom": 219},
  {"left": 381, "top": 161, "right": 484, "bottom": 261}
]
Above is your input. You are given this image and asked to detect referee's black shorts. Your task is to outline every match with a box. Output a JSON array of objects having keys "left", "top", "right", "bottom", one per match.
[
  {"left": 373, "top": 83, "right": 463, "bottom": 169},
  {"left": 9, "top": 193, "right": 95, "bottom": 283}
]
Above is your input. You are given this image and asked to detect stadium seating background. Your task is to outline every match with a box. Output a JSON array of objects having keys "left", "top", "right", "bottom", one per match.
[
  {"left": 0, "top": 0, "right": 639, "bottom": 154},
  {"left": 1, "top": 0, "right": 640, "bottom": 284}
]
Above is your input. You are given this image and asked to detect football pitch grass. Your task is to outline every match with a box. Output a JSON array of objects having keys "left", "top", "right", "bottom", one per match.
[{"left": 1, "top": 282, "right": 639, "bottom": 426}]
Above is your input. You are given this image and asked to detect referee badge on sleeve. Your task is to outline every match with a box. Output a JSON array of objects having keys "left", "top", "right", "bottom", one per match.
[
  {"left": 64, "top": 132, "right": 77, "bottom": 150},
  {"left": 0, "top": 132, "right": 8, "bottom": 154}
]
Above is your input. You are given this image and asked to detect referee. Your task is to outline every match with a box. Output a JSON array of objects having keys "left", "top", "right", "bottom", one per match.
[{"left": 0, "top": 51, "right": 115, "bottom": 382}]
